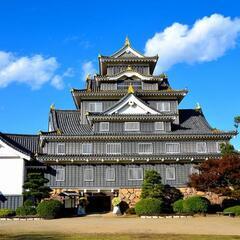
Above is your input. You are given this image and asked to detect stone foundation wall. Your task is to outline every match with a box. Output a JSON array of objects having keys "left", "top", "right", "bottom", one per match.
[{"left": 119, "top": 188, "right": 141, "bottom": 207}]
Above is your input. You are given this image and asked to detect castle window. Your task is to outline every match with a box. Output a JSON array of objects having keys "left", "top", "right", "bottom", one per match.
[
  {"left": 88, "top": 102, "right": 102, "bottom": 112},
  {"left": 124, "top": 122, "right": 140, "bottom": 131},
  {"left": 105, "top": 167, "right": 115, "bottom": 181},
  {"left": 216, "top": 142, "right": 224, "bottom": 153},
  {"left": 166, "top": 143, "right": 180, "bottom": 153},
  {"left": 56, "top": 143, "right": 65, "bottom": 155},
  {"left": 99, "top": 122, "right": 109, "bottom": 132},
  {"left": 128, "top": 168, "right": 143, "bottom": 180},
  {"left": 166, "top": 167, "right": 176, "bottom": 180},
  {"left": 138, "top": 143, "right": 153, "bottom": 154},
  {"left": 56, "top": 166, "right": 65, "bottom": 181},
  {"left": 157, "top": 102, "right": 171, "bottom": 112},
  {"left": 155, "top": 122, "right": 164, "bottom": 131},
  {"left": 82, "top": 143, "right": 92, "bottom": 155},
  {"left": 106, "top": 143, "right": 121, "bottom": 154},
  {"left": 196, "top": 142, "right": 207, "bottom": 153},
  {"left": 84, "top": 168, "right": 94, "bottom": 181}
]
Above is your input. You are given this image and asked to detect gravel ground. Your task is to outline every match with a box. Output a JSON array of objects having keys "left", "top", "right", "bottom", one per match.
[{"left": 0, "top": 215, "right": 239, "bottom": 236}]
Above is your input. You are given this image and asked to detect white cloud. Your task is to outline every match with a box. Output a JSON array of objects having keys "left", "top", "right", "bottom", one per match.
[
  {"left": 144, "top": 14, "right": 240, "bottom": 73},
  {"left": 81, "top": 61, "right": 96, "bottom": 81},
  {"left": 0, "top": 51, "right": 72, "bottom": 90}
]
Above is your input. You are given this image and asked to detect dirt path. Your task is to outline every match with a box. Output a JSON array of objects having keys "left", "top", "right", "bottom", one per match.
[{"left": 0, "top": 215, "right": 240, "bottom": 236}]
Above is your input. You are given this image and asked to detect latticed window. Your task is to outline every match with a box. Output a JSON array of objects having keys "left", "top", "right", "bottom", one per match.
[
  {"left": 217, "top": 142, "right": 224, "bottom": 153},
  {"left": 56, "top": 143, "right": 65, "bottom": 155},
  {"left": 157, "top": 102, "right": 171, "bottom": 112},
  {"left": 99, "top": 122, "right": 109, "bottom": 132},
  {"left": 166, "top": 143, "right": 180, "bottom": 153},
  {"left": 82, "top": 143, "right": 92, "bottom": 155},
  {"left": 196, "top": 142, "right": 207, "bottom": 153},
  {"left": 138, "top": 143, "right": 153, "bottom": 154},
  {"left": 106, "top": 143, "right": 121, "bottom": 154},
  {"left": 128, "top": 168, "right": 143, "bottom": 180},
  {"left": 88, "top": 102, "right": 102, "bottom": 112},
  {"left": 155, "top": 122, "right": 164, "bottom": 131},
  {"left": 124, "top": 122, "right": 140, "bottom": 131},
  {"left": 166, "top": 167, "right": 176, "bottom": 180},
  {"left": 105, "top": 167, "right": 115, "bottom": 181},
  {"left": 84, "top": 168, "right": 94, "bottom": 181},
  {"left": 56, "top": 166, "right": 65, "bottom": 181}
]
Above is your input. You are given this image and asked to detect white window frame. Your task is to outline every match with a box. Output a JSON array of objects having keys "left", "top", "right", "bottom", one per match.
[
  {"left": 56, "top": 166, "right": 65, "bottom": 182},
  {"left": 88, "top": 102, "right": 102, "bottom": 112},
  {"left": 124, "top": 122, "right": 140, "bottom": 131},
  {"left": 138, "top": 143, "right": 153, "bottom": 154},
  {"left": 155, "top": 122, "right": 164, "bottom": 131},
  {"left": 105, "top": 167, "right": 115, "bottom": 181},
  {"left": 83, "top": 168, "right": 94, "bottom": 182},
  {"left": 165, "top": 143, "right": 180, "bottom": 154},
  {"left": 216, "top": 142, "right": 224, "bottom": 153},
  {"left": 166, "top": 167, "right": 176, "bottom": 180},
  {"left": 99, "top": 122, "right": 109, "bottom": 132},
  {"left": 56, "top": 143, "right": 65, "bottom": 155},
  {"left": 128, "top": 168, "right": 143, "bottom": 181},
  {"left": 106, "top": 143, "right": 121, "bottom": 155},
  {"left": 196, "top": 142, "right": 207, "bottom": 153},
  {"left": 157, "top": 102, "right": 171, "bottom": 112},
  {"left": 82, "top": 143, "right": 92, "bottom": 155}
]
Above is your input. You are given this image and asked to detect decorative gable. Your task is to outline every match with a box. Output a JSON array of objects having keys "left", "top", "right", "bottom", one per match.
[{"left": 104, "top": 94, "right": 160, "bottom": 115}]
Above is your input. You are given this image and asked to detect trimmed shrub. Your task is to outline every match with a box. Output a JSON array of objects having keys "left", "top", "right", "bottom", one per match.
[
  {"left": 173, "top": 199, "right": 184, "bottom": 213},
  {"left": 224, "top": 206, "right": 240, "bottom": 216},
  {"left": 135, "top": 198, "right": 163, "bottom": 216},
  {"left": 125, "top": 207, "right": 136, "bottom": 215},
  {"left": 16, "top": 206, "right": 36, "bottom": 216},
  {"left": 0, "top": 208, "right": 15, "bottom": 217},
  {"left": 183, "top": 196, "right": 209, "bottom": 214},
  {"left": 37, "top": 199, "right": 63, "bottom": 219},
  {"left": 23, "top": 199, "right": 35, "bottom": 207}
]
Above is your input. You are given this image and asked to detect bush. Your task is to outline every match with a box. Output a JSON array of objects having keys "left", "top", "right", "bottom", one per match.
[
  {"left": 23, "top": 199, "right": 35, "bottom": 207},
  {"left": 0, "top": 208, "right": 15, "bottom": 217},
  {"left": 125, "top": 207, "right": 136, "bottom": 215},
  {"left": 16, "top": 206, "right": 36, "bottom": 216},
  {"left": 112, "top": 197, "right": 121, "bottom": 207},
  {"left": 135, "top": 198, "right": 163, "bottom": 216},
  {"left": 224, "top": 206, "right": 240, "bottom": 216},
  {"left": 183, "top": 196, "right": 209, "bottom": 214},
  {"left": 37, "top": 199, "right": 63, "bottom": 219},
  {"left": 173, "top": 199, "right": 184, "bottom": 213}
]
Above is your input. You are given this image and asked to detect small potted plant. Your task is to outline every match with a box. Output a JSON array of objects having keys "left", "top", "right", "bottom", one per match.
[{"left": 112, "top": 197, "right": 121, "bottom": 215}]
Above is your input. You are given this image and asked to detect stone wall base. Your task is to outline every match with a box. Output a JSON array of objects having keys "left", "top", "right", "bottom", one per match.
[{"left": 119, "top": 188, "right": 141, "bottom": 207}]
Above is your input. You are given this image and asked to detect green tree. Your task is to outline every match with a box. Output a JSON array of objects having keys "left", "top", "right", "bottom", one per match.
[
  {"left": 234, "top": 116, "right": 240, "bottom": 130},
  {"left": 23, "top": 172, "right": 52, "bottom": 205},
  {"left": 141, "top": 170, "right": 164, "bottom": 199},
  {"left": 220, "top": 142, "right": 235, "bottom": 156}
]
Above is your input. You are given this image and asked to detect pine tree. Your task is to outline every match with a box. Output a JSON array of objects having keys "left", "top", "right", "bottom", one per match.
[{"left": 23, "top": 172, "right": 52, "bottom": 205}]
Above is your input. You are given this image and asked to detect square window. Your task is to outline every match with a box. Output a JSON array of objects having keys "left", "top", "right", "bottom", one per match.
[
  {"left": 57, "top": 143, "right": 65, "bottom": 155},
  {"left": 155, "top": 122, "right": 164, "bottom": 131},
  {"left": 124, "top": 122, "right": 140, "bottom": 131},
  {"left": 128, "top": 168, "right": 143, "bottom": 180},
  {"left": 84, "top": 168, "right": 94, "bottom": 181},
  {"left": 99, "top": 122, "right": 109, "bottom": 132},
  {"left": 106, "top": 143, "right": 121, "bottom": 155},
  {"left": 138, "top": 143, "right": 153, "bottom": 154},
  {"left": 196, "top": 142, "right": 207, "bottom": 153},
  {"left": 106, "top": 167, "right": 115, "bottom": 181},
  {"left": 88, "top": 102, "right": 102, "bottom": 112},
  {"left": 157, "top": 102, "right": 171, "bottom": 112},
  {"left": 56, "top": 166, "right": 65, "bottom": 181},
  {"left": 166, "top": 143, "right": 180, "bottom": 153},
  {"left": 82, "top": 143, "right": 92, "bottom": 155},
  {"left": 166, "top": 167, "right": 176, "bottom": 180}
]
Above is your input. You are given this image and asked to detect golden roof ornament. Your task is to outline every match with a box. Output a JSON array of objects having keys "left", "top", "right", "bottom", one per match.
[
  {"left": 125, "top": 36, "right": 131, "bottom": 46},
  {"left": 128, "top": 83, "right": 135, "bottom": 94},
  {"left": 195, "top": 102, "right": 201, "bottom": 111},
  {"left": 126, "top": 65, "right": 132, "bottom": 71},
  {"left": 56, "top": 128, "right": 62, "bottom": 135},
  {"left": 86, "top": 74, "right": 91, "bottom": 80},
  {"left": 50, "top": 104, "right": 55, "bottom": 110}
]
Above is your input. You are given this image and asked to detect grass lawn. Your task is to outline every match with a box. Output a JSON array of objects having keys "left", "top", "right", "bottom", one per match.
[{"left": 0, "top": 234, "right": 240, "bottom": 240}]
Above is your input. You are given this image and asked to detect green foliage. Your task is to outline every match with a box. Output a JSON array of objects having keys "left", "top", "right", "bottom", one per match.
[
  {"left": 37, "top": 199, "right": 63, "bottom": 219},
  {"left": 0, "top": 208, "right": 15, "bottom": 217},
  {"left": 141, "top": 170, "right": 164, "bottom": 199},
  {"left": 224, "top": 205, "right": 240, "bottom": 216},
  {"left": 125, "top": 207, "right": 136, "bottom": 215},
  {"left": 112, "top": 197, "right": 121, "bottom": 207},
  {"left": 220, "top": 143, "right": 235, "bottom": 156},
  {"left": 173, "top": 199, "right": 184, "bottom": 213},
  {"left": 183, "top": 196, "right": 209, "bottom": 214},
  {"left": 234, "top": 116, "right": 240, "bottom": 129},
  {"left": 23, "top": 199, "right": 35, "bottom": 207},
  {"left": 23, "top": 172, "right": 52, "bottom": 205},
  {"left": 16, "top": 206, "right": 37, "bottom": 216},
  {"left": 135, "top": 198, "right": 163, "bottom": 216}
]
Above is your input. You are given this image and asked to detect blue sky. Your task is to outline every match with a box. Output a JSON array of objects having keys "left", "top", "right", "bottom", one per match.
[{"left": 0, "top": 0, "right": 239, "bottom": 148}]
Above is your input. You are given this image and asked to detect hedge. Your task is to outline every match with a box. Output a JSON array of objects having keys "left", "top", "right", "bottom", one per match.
[
  {"left": 173, "top": 199, "right": 184, "bottom": 213},
  {"left": 0, "top": 209, "right": 15, "bottom": 217},
  {"left": 37, "top": 199, "right": 63, "bottom": 219},
  {"left": 16, "top": 206, "right": 36, "bottom": 216},
  {"left": 224, "top": 205, "right": 240, "bottom": 216},
  {"left": 135, "top": 198, "right": 163, "bottom": 216}
]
